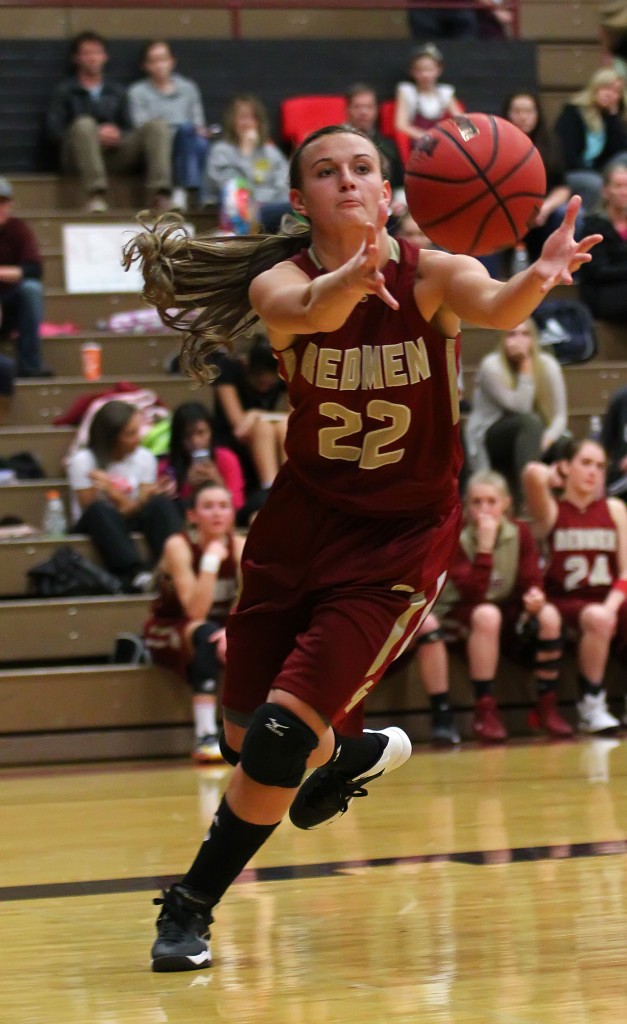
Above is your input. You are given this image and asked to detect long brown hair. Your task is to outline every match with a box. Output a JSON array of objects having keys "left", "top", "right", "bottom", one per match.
[
  {"left": 122, "top": 124, "right": 384, "bottom": 382},
  {"left": 496, "top": 319, "right": 557, "bottom": 427},
  {"left": 222, "top": 93, "right": 270, "bottom": 146}
]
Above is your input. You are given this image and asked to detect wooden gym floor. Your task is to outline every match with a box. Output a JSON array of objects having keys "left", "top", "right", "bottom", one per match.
[{"left": 1, "top": 738, "right": 626, "bottom": 1024}]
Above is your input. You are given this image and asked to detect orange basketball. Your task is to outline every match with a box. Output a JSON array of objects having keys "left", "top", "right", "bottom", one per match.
[{"left": 404, "top": 113, "right": 546, "bottom": 256}]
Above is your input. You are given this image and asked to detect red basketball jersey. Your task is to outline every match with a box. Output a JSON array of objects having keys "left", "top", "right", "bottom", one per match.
[
  {"left": 544, "top": 498, "right": 619, "bottom": 602},
  {"left": 152, "top": 533, "right": 239, "bottom": 624},
  {"left": 275, "top": 237, "right": 462, "bottom": 517}
]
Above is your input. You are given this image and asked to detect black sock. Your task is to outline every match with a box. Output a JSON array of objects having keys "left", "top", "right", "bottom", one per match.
[
  {"left": 330, "top": 730, "right": 386, "bottom": 777},
  {"left": 429, "top": 693, "right": 450, "bottom": 715},
  {"left": 578, "top": 673, "right": 603, "bottom": 697},
  {"left": 183, "top": 796, "right": 279, "bottom": 902},
  {"left": 535, "top": 675, "right": 557, "bottom": 695},
  {"left": 472, "top": 679, "right": 493, "bottom": 700}
]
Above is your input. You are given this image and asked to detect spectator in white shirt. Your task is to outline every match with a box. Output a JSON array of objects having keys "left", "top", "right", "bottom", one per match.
[{"left": 67, "top": 400, "right": 182, "bottom": 591}]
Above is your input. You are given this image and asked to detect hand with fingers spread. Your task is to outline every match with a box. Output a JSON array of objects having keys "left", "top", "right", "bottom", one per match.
[
  {"left": 338, "top": 207, "right": 399, "bottom": 311},
  {"left": 533, "top": 195, "right": 603, "bottom": 293}
]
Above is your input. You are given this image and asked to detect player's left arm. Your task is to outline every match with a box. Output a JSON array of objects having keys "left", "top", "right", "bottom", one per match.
[{"left": 416, "top": 196, "right": 602, "bottom": 330}]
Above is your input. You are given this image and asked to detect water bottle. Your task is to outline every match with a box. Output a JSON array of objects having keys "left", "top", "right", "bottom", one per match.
[
  {"left": 219, "top": 176, "right": 255, "bottom": 235},
  {"left": 42, "top": 489, "right": 68, "bottom": 538},
  {"left": 511, "top": 243, "right": 530, "bottom": 275},
  {"left": 589, "top": 415, "right": 603, "bottom": 442}
]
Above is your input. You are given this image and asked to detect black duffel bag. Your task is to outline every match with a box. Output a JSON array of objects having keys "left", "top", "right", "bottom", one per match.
[{"left": 27, "top": 546, "right": 123, "bottom": 598}]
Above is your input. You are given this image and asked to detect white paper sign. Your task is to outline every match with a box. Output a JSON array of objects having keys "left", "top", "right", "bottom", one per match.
[{"left": 62, "top": 222, "right": 194, "bottom": 294}]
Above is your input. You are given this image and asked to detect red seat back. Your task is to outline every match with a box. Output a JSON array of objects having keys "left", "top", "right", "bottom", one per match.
[
  {"left": 378, "top": 99, "right": 411, "bottom": 166},
  {"left": 281, "top": 95, "right": 347, "bottom": 149}
]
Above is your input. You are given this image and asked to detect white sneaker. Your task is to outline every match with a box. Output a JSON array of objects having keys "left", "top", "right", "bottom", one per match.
[
  {"left": 131, "top": 570, "right": 154, "bottom": 593},
  {"left": 576, "top": 692, "right": 620, "bottom": 733},
  {"left": 171, "top": 187, "right": 188, "bottom": 212},
  {"left": 289, "top": 727, "right": 412, "bottom": 829},
  {"left": 85, "top": 194, "right": 108, "bottom": 213}
]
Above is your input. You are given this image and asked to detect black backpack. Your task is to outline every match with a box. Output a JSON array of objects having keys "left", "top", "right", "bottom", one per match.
[
  {"left": 531, "top": 299, "right": 597, "bottom": 365},
  {"left": 27, "top": 546, "right": 123, "bottom": 598}
]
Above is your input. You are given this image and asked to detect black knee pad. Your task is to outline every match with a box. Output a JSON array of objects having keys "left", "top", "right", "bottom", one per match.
[
  {"left": 187, "top": 622, "right": 221, "bottom": 693},
  {"left": 218, "top": 728, "right": 240, "bottom": 767},
  {"left": 415, "top": 627, "right": 445, "bottom": 646},
  {"left": 534, "top": 636, "right": 563, "bottom": 673},
  {"left": 240, "top": 702, "right": 319, "bottom": 788}
]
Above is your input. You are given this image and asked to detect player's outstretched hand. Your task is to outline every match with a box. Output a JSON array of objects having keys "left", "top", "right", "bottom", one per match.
[
  {"left": 534, "top": 195, "right": 603, "bottom": 293},
  {"left": 340, "top": 210, "right": 399, "bottom": 311}
]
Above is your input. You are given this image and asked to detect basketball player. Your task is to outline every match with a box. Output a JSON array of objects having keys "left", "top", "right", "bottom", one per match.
[
  {"left": 125, "top": 125, "right": 600, "bottom": 972},
  {"left": 523, "top": 439, "right": 627, "bottom": 733}
]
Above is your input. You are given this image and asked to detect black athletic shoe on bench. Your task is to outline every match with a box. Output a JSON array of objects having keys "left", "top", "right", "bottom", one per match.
[
  {"left": 289, "top": 726, "right": 412, "bottom": 830},
  {"left": 151, "top": 882, "right": 214, "bottom": 972}
]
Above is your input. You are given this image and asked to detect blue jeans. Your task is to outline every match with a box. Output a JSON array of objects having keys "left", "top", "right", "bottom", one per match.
[
  {"left": 259, "top": 201, "right": 292, "bottom": 233},
  {"left": 172, "top": 124, "right": 210, "bottom": 201},
  {"left": 0, "top": 278, "right": 44, "bottom": 375}
]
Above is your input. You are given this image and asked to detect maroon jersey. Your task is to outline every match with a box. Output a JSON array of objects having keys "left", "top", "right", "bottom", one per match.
[
  {"left": 544, "top": 498, "right": 619, "bottom": 602},
  {"left": 275, "top": 236, "right": 462, "bottom": 518},
  {"left": 151, "top": 533, "right": 239, "bottom": 624}
]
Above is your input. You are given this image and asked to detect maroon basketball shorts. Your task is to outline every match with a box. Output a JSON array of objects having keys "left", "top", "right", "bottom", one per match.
[
  {"left": 551, "top": 595, "right": 627, "bottom": 654},
  {"left": 223, "top": 470, "right": 461, "bottom": 725}
]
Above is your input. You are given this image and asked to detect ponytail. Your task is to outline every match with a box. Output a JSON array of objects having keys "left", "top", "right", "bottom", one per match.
[{"left": 123, "top": 213, "right": 310, "bottom": 382}]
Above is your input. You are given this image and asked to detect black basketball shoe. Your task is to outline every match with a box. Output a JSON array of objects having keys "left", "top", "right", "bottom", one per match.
[
  {"left": 151, "top": 882, "right": 214, "bottom": 972},
  {"left": 289, "top": 726, "right": 412, "bottom": 830}
]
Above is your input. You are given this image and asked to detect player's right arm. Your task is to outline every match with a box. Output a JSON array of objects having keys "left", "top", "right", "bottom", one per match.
[
  {"left": 249, "top": 223, "right": 398, "bottom": 349},
  {"left": 163, "top": 534, "right": 225, "bottom": 621},
  {"left": 521, "top": 461, "right": 559, "bottom": 538}
]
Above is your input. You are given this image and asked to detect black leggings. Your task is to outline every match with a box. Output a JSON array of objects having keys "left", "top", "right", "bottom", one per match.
[
  {"left": 74, "top": 495, "right": 183, "bottom": 579},
  {"left": 485, "top": 412, "right": 543, "bottom": 506}
]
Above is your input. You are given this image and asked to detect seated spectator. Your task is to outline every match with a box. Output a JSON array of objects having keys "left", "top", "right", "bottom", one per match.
[
  {"left": 345, "top": 82, "right": 405, "bottom": 213},
  {"left": 158, "top": 400, "right": 245, "bottom": 512},
  {"left": 207, "top": 93, "right": 290, "bottom": 233},
  {"left": 578, "top": 159, "right": 627, "bottom": 323},
  {"left": 465, "top": 319, "right": 568, "bottom": 510},
  {"left": 394, "top": 43, "right": 464, "bottom": 150},
  {"left": 434, "top": 469, "right": 570, "bottom": 742},
  {"left": 599, "top": 2, "right": 627, "bottom": 79},
  {"left": 128, "top": 40, "right": 212, "bottom": 212},
  {"left": 601, "top": 384, "right": 627, "bottom": 493},
  {"left": 476, "top": 0, "right": 514, "bottom": 39},
  {"left": 394, "top": 210, "right": 436, "bottom": 248},
  {"left": 67, "top": 399, "right": 183, "bottom": 592},
  {"left": 144, "top": 481, "right": 245, "bottom": 762},
  {"left": 502, "top": 91, "right": 573, "bottom": 264},
  {"left": 523, "top": 439, "right": 627, "bottom": 732},
  {"left": 211, "top": 333, "right": 288, "bottom": 498},
  {"left": 46, "top": 30, "right": 173, "bottom": 213},
  {"left": 554, "top": 67, "right": 627, "bottom": 213},
  {"left": 0, "top": 178, "right": 51, "bottom": 378},
  {"left": 407, "top": 2, "right": 478, "bottom": 40}
]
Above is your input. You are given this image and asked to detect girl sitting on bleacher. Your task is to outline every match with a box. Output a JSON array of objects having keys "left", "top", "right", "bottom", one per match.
[
  {"left": 67, "top": 399, "right": 182, "bottom": 592},
  {"left": 433, "top": 469, "right": 572, "bottom": 743},
  {"left": 143, "top": 480, "right": 245, "bottom": 762}
]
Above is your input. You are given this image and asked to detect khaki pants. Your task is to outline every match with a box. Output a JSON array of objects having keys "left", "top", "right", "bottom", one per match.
[{"left": 61, "top": 115, "right": 172, "bottom": 198}]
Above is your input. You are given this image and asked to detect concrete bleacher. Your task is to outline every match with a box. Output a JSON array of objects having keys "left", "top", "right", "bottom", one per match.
[{"left": 2, "top": 2, "right": 627, "bottom": 765}]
